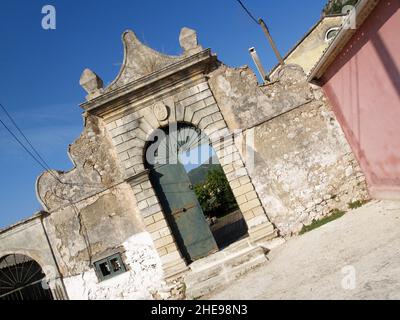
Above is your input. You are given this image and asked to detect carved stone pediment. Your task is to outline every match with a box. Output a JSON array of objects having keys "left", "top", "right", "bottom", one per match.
[{"left": 95, "top": 28, "right": 203, "bottom": 95}]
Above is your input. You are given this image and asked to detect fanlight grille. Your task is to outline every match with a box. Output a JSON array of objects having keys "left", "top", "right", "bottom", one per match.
[{"left": 0, "top": 254, "right": 53, "bottom": 300}]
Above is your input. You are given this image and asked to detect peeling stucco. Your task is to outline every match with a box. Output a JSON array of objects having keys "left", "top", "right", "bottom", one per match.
[
  {"left": 63, "top": 232, "right": 167, "bottom": 300},
  {"left": 36, "top": 114, "right": 123, "bottom": 212}
]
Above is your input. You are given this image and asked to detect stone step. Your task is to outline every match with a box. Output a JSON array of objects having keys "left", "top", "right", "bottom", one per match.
[
  {"left": 185, "top": 251, "right": 267, "bottom": 299},
  {"left": 184, "top": 242, "right": 268, "bottom": 299},
  {"left": 189, "top": 238, "right": 254, "bottom": 272}
]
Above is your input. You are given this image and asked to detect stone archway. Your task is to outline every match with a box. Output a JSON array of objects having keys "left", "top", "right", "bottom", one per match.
[
  {"left": 0, "top": 254, "right": 54, "bottom": 300},
  {"left": 77, "top": 28, "right": 278, "bottom": 279},
  {"left": 144, "top": 122, "right": 250, "bottom": 264},
  {"left": 109, "top": 81, "right": 277, "bottom": 278}
]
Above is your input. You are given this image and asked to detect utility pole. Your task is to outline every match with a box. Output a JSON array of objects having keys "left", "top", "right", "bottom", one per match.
[
  {"left": 258, "top": 18, "right": 285, "bottom": 67},
  {"left": 235, "top": 1, "right": 284, "bottom": 66}
]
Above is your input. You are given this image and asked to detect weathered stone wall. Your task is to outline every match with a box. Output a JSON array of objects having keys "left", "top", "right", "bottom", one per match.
[
  {"left": 36, "top": 114, "right": 123, "bottom": 212},
  {"left": 252, "top": 100, "right": 368, "bottom": 236},
  {"left": 35, "top": 111, "right": 167, "bottom": 299},
  {"left": 208, "top": 64, "right": 313, "bottom": 131},
  {"left": 0, "top": 216, "right": 57, "bottom": 274},
  {"left": 39, "top": 159, "right": 167, "bottom": 300},
  {"left": 0, "top": 215, "right": 67, "bottom": 299},
  {"left": 209, "top": 64, "right": 369, "bottom": 236},
  {"left": 61, "top": 232, "right": 167, "bottom": 300}
]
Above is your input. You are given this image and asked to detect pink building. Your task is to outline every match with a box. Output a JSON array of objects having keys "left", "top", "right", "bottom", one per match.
[{"left": 310, "top": 0, "right": 400, "bottom": 199}]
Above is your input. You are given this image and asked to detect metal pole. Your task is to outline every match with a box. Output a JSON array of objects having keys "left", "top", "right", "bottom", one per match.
[
  {"left": 249, "top": 47, "right": 269, "bottom": 83},
  {"left": 258, "top": 18, "right": 285, "bottom": 66}
]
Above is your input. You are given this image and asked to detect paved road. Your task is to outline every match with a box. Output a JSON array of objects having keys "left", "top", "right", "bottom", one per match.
[{"left": 205, "top": 200, "right": 400, "bottom": 300}]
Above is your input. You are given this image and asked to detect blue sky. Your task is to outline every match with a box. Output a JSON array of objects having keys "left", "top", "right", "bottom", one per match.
[{"left": 0, "top": 0, "right": 327, "bottom": 228}]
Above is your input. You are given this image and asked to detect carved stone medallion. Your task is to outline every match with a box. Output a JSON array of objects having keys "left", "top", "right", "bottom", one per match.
[{"left": 153, "top": 102, "right": 169, "bottom": 121}]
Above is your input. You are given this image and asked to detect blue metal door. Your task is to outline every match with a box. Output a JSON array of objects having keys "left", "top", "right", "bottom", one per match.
[{"left": 147, "top": 125, "right": 218, "bottom": 262}]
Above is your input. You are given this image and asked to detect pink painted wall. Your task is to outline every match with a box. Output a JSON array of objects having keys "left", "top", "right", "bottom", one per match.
[{"left": 321, "top": 0, "right": 400, "bottom": 199}]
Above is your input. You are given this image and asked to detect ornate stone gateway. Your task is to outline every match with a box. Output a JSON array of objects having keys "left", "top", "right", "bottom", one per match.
[
  {"left": 146, "top": 124, "right": 218, "bottom": 263},
  {"left": 6, "top": 22, "right": 366, "bottom": 300},
  {"left": 73, "top": 27, "right": 278, "bottom": 280}
]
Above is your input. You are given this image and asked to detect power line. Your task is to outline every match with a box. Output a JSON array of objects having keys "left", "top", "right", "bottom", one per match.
[
  {"left": 0, "top": 117, "right": 49, "bottom": 172},
  {"left": 0, "top": 103, "right": 63, "bottom": 184},
  {"left": 235, "top": 0, "right": 260, "bottom": 25},
  {"left": 0, "top": 102, "right": 53, "bottom": 173},
  {"left": 0, "top": 115, "right": 62, "bottom": 183},
  {"left": 0, "top": 101, "right": 105, "bottom": 188},
  {"left": 0, "top": 102, "right": 95, "bottom": 266},
  {"left": 235, "top": 1, "right": 285, "bottom": 66}
]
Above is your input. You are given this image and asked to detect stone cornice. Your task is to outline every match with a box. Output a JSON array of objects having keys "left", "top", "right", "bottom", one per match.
[{"left": 80, "top": 49, "right": 217, "bottom": 117}]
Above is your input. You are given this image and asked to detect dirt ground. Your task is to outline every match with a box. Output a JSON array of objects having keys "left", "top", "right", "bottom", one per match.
[{"left": 205, "top": 200, "right": 400, "bottom": 300}]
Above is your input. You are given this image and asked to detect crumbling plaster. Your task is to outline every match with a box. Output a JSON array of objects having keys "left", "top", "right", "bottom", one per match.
[
  {"left": 208, "top": 63, "right": 369, "bottom": 236},
  {"left": 0, "top": 215, "right": 68, "bottom": 299},
  {"left": 42, "top": 184, "right": 143, "bottom": 275},
  {"left": 36, "top": 114, "right": 124, "bottom": 212},
  {"left": 0, "top": 216, "right": 57, "bottom": 275},
  {"left": 62, "top": 232, "right": 167, "bottom": 300},
  {"left": 34, "top": 108, "right": 164, "bottom": 299}
]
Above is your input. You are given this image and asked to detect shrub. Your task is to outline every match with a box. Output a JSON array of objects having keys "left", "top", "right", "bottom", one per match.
[
  {"left": 299, "top": 209, "right": 346, "bottom": 235},
  {"left": 348, "top": 199, "right": 369, "bottom": 210}
]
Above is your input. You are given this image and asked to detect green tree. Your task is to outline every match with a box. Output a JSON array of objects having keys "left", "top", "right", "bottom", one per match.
[
  {"left": 323, "top": 0, "right": 359, "bottom": 15},
  {"left": 194, "top": 167, "right": 238, "bottom": 218}
]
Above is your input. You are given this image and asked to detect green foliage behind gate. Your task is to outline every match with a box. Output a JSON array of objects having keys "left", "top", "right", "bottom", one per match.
[{"left": 194, "top": 167, "right": 239, "bottom": 218}]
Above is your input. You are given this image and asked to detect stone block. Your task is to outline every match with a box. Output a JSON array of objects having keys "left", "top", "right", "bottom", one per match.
[
  {"left": 247, "top": 215, "right": 269, "bottom": 229},
  {"left": 143, "top": 215, "right": 155, "bottom": 226},
  {"left": 245, "top": 191, "right": 258, "bottom": 201},
  {"left": 204, "top": 96, "right": 216, "bottom": 106},
  {"left": 151, "top": 230, "right": 161, "bottom": 241},
  {"left": 137, "top": 200, "right": 149, "bottom": 210},
  {"left": 159, "top": 226, "right": 172, "bottom": 238},
  {"left": 242, "top": 210, "right": 255, "bottom": 220},
  {"left": 233, "top": 183, "right": 254, "bottom": 197},
  {"left": 161, "top": 251, "right": 182, "bottom": 266},
  {"left": 196, "top": 82, "right": 209, "bottom": 93},
  {"left": 147, "top": 219, "right": 168, "bottom": 233},
  {"left": 248, "top": 222, "right": 276, "bottom": 243},
  {"left": 229, "top": 178, "right": 241, "bottom": 189},
  {"left": 252, "top": 206, "right": 266, "bottom": 216},
  {"left": 154, "top": 235, "right": 175, "bottom": 249},
  {"left": 165, "top": 243, "right": 179, "bottom": 254},
  {"left": 141, "top": 204, "right": 162, "bottom": 218},
  {"left": 146, "top": 195, "right": 159, "bottom": 207},
  {"left": 153, "top": 212, "right": 165, "bottom": 222},
  {"left": 106, "top": 121, "right": 117, "bottom": 131},
  {"left": 240, "top": 198, "right": 261, "bottom": 213}
]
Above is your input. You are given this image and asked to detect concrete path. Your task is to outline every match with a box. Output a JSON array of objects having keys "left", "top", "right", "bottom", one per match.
[{"left": 205, "top": 200, "right": 400, "bottom": 300}]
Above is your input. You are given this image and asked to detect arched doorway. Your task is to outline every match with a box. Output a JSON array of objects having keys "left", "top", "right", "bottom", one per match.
[
  {"left": 146, "top": 123, "right": 248, "bottom": 264},
  {"left": 0, "top": 254, "right": 53, "bottom": 300}
]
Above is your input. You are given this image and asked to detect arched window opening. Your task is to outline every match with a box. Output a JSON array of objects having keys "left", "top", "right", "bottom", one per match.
[
  {"left": 325, "top": 27, "right": 340, "bottom": 42},
  {"left": 0, "top": 254, "right": 53, "bottom": 301}
]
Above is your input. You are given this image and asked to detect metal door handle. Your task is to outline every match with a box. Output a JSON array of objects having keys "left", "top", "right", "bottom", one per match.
[{"left": 171, "top": 203, "right": 196, "bottom": 216}]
